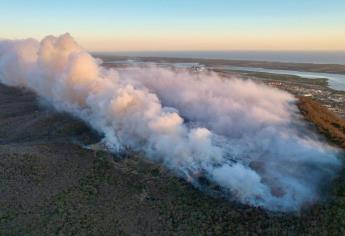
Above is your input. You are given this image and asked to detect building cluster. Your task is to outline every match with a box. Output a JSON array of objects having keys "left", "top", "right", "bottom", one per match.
[{"left": 265, "top": 81, "right": 345, "bottom": 118}]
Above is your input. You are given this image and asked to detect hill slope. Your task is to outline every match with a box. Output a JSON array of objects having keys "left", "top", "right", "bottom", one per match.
[{"left": 0, "top": 84, "right": 344, "bottom": 235}]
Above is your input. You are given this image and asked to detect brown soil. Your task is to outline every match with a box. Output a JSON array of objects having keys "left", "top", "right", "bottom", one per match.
[{"left": 298, "top": 96, "right": 345, "bottom": 149}]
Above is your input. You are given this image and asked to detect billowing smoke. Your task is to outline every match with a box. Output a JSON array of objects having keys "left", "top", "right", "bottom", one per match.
[{"left": 0, "top": 34, "right": 342, "bottom": 211}]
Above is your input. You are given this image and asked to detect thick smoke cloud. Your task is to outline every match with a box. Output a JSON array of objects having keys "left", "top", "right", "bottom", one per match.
[{"left": 0, "top": 34, "right": 341, "bottom": 211}]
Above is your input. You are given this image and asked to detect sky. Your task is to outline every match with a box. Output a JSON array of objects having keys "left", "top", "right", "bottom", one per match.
[{"left": 0, "top": 0, "right": 345, "bottom": 51}]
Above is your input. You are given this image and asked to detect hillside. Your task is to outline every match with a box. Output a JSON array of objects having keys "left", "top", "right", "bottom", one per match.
[{"left": 0, "top": 84, "right": 345, "bottom": 235}]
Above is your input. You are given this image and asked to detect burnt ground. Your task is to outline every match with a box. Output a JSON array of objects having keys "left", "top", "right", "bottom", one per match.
[{"left": 0, "top": 83, "right": 345, "bottom": 235}]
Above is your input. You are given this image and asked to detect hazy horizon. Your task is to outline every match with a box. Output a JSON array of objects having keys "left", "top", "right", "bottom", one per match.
[
  {"left": 1, "top": 0, "right": 345, "bottom": 51},
  {"left": 92, "top": 50, "right": 345, "bottom": 65}
]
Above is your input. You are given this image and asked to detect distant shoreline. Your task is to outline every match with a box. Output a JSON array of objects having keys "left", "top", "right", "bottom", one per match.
[
  {"left": 92, "top": 50, "right": 345, "bottom": 65},
  {"left": 94, "top": 54, "right": 345, "bottom": 75}
]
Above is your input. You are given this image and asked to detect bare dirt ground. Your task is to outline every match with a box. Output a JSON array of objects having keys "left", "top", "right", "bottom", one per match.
[{"left": 0, "top": 83, "right": 345, "bottom": 235}]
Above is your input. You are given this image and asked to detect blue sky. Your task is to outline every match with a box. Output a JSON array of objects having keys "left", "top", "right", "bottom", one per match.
[{"left": 1, "top": 0, "right": 344, "bottom": 51}]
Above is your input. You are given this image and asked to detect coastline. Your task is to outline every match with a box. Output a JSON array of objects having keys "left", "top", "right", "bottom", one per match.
[{"left": 94, "top": 54, "right": 345, "bottom": 75}]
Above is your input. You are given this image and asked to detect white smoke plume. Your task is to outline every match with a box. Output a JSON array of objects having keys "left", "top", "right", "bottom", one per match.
[{"left": 0, "top": 34, "right": 342, "bottom": 211}]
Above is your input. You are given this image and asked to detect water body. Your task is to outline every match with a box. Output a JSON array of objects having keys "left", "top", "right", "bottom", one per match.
[
  {"left": 217, "top": 66, "right": 345, "bottom": 91},
  {"left": 96, "top": 51, "right": 345, "bottom": 65},
  {"left": 104, "top": 60, "right": 345, "bottom": 91}
]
